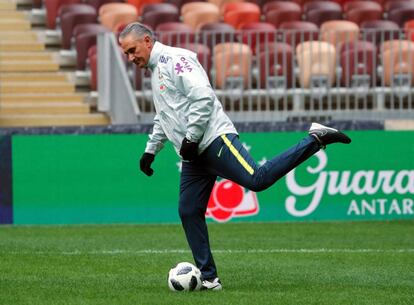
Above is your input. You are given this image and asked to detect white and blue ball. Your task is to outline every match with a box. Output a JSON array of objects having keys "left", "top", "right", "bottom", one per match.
[{"left": 167, "top": 262, "right": 202, "bottom": 292}]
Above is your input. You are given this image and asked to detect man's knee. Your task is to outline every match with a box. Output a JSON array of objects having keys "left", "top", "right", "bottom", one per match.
[{"left": 178, "top": 204, "right": 202, "bottom": 221}]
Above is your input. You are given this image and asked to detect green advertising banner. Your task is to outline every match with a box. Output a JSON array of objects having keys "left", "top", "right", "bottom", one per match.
[{"left": 11, "top": 131, "right": 414, "bottom": 225}]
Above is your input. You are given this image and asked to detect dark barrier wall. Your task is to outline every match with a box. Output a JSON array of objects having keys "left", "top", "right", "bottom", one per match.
[
  {"left": 0, "top": 136, "right": 13, "bottom": 224},
  {"left": 3, "top": 128, "right": 413, "bottom": 225}
]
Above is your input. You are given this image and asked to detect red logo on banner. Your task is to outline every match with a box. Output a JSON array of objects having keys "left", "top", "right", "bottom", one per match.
[{"left": 206, "top": 179, "right": 259, "bottom": 222}]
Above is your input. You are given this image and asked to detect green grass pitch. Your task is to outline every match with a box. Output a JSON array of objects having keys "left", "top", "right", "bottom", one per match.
[{"left": 1, "top": 221, "right": 413, "bottom": 305}]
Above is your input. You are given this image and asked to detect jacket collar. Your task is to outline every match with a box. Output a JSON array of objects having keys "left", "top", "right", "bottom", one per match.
[{"left": 147, "top": 41, "right": 164, "bottom": 71}]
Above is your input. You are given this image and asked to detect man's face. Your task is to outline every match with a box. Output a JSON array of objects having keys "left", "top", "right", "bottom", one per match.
[{"left": 120, "top": 34, "right": 152, "bottom": 69}]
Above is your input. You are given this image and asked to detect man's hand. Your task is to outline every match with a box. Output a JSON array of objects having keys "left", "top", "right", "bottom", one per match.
[
  {"left": 180, "top": 138, "right": 199, "bottom": 161},
  {"left": 139, "top": 153, "right": 155, "bottom": 176}
]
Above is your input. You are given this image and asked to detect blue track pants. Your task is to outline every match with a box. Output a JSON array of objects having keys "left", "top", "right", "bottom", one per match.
[{"left": 179, "top": 134, "right": 320, "bottom": 280}]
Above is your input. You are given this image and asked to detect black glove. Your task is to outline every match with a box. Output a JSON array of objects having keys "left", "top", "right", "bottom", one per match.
[
  {"left": 179, "top": 138, "right": 199, "bottom": 161},
  {"left": 139, "top": 152, "right": 155, "bottom": 176}
]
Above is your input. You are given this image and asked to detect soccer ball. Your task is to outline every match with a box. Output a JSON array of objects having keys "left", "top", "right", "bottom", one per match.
[{"left": 167, "top": 262, "right": 202, "bottom": 292}]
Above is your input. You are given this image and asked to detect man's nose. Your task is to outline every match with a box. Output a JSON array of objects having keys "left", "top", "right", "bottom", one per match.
[{"left": 128, "top": 53, "right": 135, "bottom": 62}]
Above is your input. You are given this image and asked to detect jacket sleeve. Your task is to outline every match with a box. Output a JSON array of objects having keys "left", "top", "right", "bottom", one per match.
[
  {"left": 169, "top": 54, "right": 215, "bottom": 143},
  {"left": 145, "top": 114, "right": 168, "bottom": 155}
]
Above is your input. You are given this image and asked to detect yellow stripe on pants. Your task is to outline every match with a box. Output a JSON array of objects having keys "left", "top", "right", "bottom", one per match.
[{"left": 221, "top": 135, "right": 255, "bottom": 175}]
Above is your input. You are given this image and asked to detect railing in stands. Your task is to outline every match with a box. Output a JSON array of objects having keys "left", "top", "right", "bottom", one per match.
[
  {"left": 101, "top": 29, "right": 414, "bottom": 124},
  {"left": 97, "top": 32, "right": 139, "bottom": 124}
]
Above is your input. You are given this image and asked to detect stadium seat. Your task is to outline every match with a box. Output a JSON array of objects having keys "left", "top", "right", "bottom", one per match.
[
  {"left": 263, "top": 1, "right": 301, "bottom": 15},
  {"left": 60, "top": 4, "right": 97, "bottom": 49},
  {"left": 83, "top": 0, "right": 123, "bottom": 11},
  {"left": 344, "top": 1, "right": 383, "bottom": 25},
  {"left": 165, "top": 0, "right": 200, "bottom": 10},
  {"left": 181, "top": 1, "right": 218, "bottom": 16},
  {"left": 388, "top": 8, "right": 414, "bottom": 27},
  {"left": 279, "top": 21, "right": 319, "bottom": 46},
  {"left": 99, "top": 3, "right": 138, "bottom": 32},
  {"left": 199, "top": 22, "right": 236, "bottom": 49},
  {"left": 74, "top": 23, "right": 109, "bottom": 70},
  {"left": 156, "top": 22, "right": 195, "bottom": 46},
  {"left": 213, "top": 42, "right": 253, "bottom": 89},
  {"left": 321, "top": 20, "right": 359, "bottom": 48},
  {"left": 222, "top": 2, "right": 261, "bottom": 29},
  {"left": 360, "top": 20, "right": 400, "bottom": 45},
  {"left": 304, "top": 1, "right": 343, "bottom": 26},
  {"left": 141, "top": 3, "right": 179, "bottom": 15},
  {"left": 381, "top": 39, "right": 414, "bottom": 86},
  {"left": 343, "top": 0, "right": 383, "bottom": 12},
  {"left": 303, "top": 1, "right": 342, "bottom": 13},
  {"left": 264, "top": 2, "right": 303, "bottom": 28},
  {"left": 404, "top": 19, "right": 414, "bottom": 41},
  {"left": 176, "top": 43, "right": 212, "bottom": 74},
  {"left": 142, "top": 10, "right": 180, "bottom": 30},
  {"left": 127, "top": 0, "right": 163, "bottom": 14},
  {"left": 384, "top": 0, "right": 414, "bottom": 13},
  {"left": 239, "top": 22, "right": 277, "bottom": 54},
  {"left": 296, "top": 41, "right": 337, "bottom": 88},
  {"left": 258, "top": 42, "right": 294, "bottom": 88},
  {"left": 340, "top": 40, "right": 377, "bottom": 87},
  {"left": 209, "top": 0, "right": 246, "bottom": 14},
  {"left": 33, "top": 0, "right": 42, "bottom": 8},
  {"left": 224, "top": 11, "right": 261, "bottom": 30},
  {"left": 222, "top": 2, "right": 261, "bottom": 17},
  {"left": 88, "top": 45, "right": 98, "bottom": 90},
  {"left": 181, "top": 2, "right": 220, "bottom": 30},
  {"left": 45, "top": 0, "right": 81, "bottom": 29}
]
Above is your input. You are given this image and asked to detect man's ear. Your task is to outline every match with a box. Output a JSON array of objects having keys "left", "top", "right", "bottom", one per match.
[{"left": 144, "top": 35, "right": 152, "bottom": 47}]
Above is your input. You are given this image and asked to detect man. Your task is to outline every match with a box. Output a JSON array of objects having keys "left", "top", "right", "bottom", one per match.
[{"left": 119, "top": 22, "right": 351, "bottom": 291}]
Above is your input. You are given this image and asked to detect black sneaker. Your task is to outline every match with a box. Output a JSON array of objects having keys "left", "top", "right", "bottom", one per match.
[
  {"left": 309, "top": 122, "right": 351, "bottom": 148},
  {"left": 200, "top": 277, "right": 222, "bottom": 291}
]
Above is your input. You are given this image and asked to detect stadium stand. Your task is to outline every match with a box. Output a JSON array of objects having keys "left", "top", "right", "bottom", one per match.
[
  {"left": 264, "top": 1, "right": 302, "bottom": 28},
  {"left": 156, "top": 22, "right": 196, "bottom": 46},
  {"left": 0, "top": 0, "right": 109, "bottom": 127},
  {"left": 181, "top": 2, "right": 220, "bottom": 30},
  {"left": 1, "top": 0, "right": 414, "bottom": 127}
]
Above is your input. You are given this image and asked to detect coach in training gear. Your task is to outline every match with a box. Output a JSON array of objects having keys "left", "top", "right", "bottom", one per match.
[{"left": 119, "top": 22, "right": 351, "bottom": 291}]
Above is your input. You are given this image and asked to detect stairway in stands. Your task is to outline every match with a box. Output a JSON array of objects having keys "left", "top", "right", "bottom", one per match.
[{"left": 0, "top": 0, "right": 109, "bottom": 127}]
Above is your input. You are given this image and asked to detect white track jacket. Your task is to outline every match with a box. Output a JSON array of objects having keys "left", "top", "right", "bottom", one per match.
[{"left": 144, "top": 41, "right": 237, "bottom": 157}]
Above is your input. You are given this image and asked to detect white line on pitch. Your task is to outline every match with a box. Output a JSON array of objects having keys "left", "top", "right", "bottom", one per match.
[{"left": 2, "top": 248, "right": 414, "bottom": 255}]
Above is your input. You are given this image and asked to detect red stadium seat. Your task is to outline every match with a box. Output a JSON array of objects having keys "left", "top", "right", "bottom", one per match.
[
  {"left": 60, "top": 4, "right": 97, "bottom": 49},
  {"left": 304, "top": 1, "right": 343, "bottom": 26},
  {"left": 340, "top": 40, "right": 377, "bottom": 86},
  {"left": 384, "top": 0, "right": 414, "bottom": 13},
  {"left": 360, "top": 20, "right": 400, "bottom": 45},
  {"left": 141, "top": 3, "right": 179, "bottom": 15},
  {"left": 156, "top": 22, "right": 196, "bottom": 46},
  {"left": 199, "top": 22, "right": 236, "bottom": 49},
  {"left": 388, "top": 8, "right": 414, "bottom": 27},
  {"left": 74, "top": 23, "right": 109, "bottom": 70},
  {"left": 88, "top": 45, "right": 98, "bottom": 90},
  {"left": 279, "top": 21, "right": 319, "bottom": 46},
  {"left": 239, "top": 22, "right": 277, "bottom": 54},
  {"left": 127, "top": 0, "right": 163, "bottom": 14},
  {"left": 264, "top": 4, "right": 302, "bottom": 28},
  {"left": 83, "top": 0, "right": 123, "bottom": 11},
  {"left": 142, "top": 10, "right": 180, "bottom": 30},
  {"left": 263, "top": 1, "right": 301, "bottom": 15},
  {"left": 258, "top": 42, "right": 294, "bottom": 88},
  {"left": 224, "top": 10, "right": 261, "bottom": 29},
  {"left": 404, "top": 19, "right": 414, "bottom": 41},
  {"left": 45, "top": 0, "right": 81, "bottom": 29}
]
